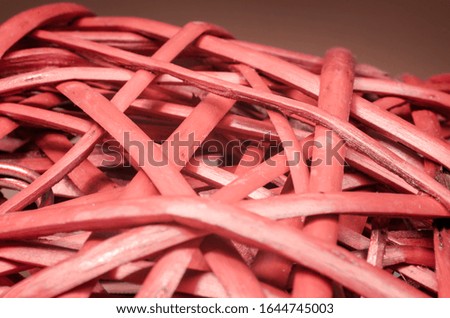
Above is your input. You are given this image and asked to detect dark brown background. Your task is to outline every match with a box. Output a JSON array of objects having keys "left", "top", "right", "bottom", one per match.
[{"left": 1, "top": 0, "right": 449, "bottom": 78}]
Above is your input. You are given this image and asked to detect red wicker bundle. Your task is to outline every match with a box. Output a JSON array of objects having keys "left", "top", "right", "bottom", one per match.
[{"left": 0, "top": 2, "right": 448, "bottom": 298}]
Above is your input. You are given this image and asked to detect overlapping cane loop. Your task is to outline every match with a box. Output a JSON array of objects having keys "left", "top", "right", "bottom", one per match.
[{"left": 0, "top": 3, "right": 449, "bottom": 298}]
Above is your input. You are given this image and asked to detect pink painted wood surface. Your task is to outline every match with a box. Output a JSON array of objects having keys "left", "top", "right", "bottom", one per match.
[{"left": 0, "top": 2, "right": 448, "bottom": 298}]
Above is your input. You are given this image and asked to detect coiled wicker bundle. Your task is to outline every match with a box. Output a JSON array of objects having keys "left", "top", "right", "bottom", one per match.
[{"left": 0, "top": 2, "right": 448, "bottom": 298}]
